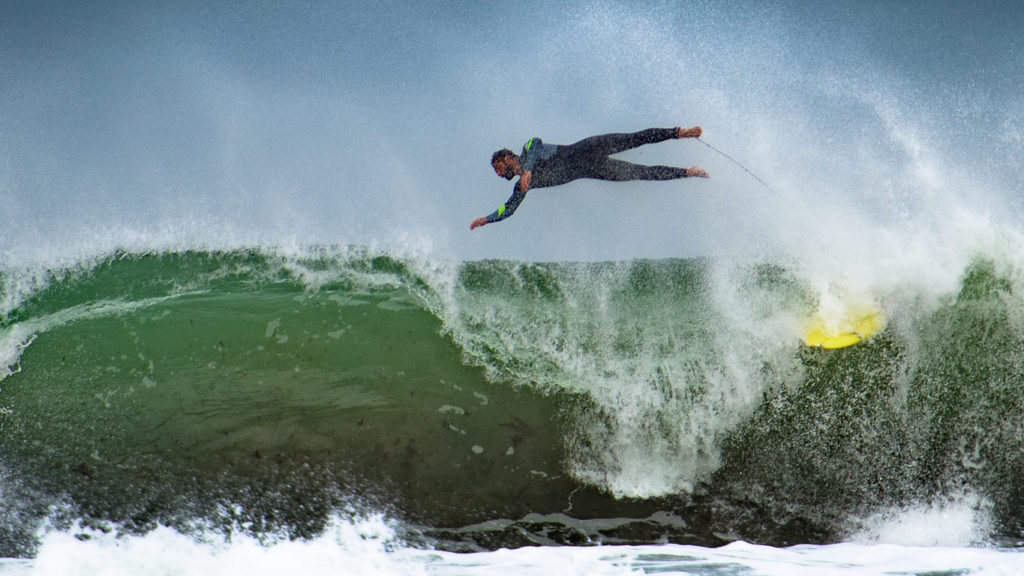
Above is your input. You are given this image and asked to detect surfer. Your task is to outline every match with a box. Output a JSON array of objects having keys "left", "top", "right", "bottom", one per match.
[{"left": 470, "top": 126, "right": 709, "bottom": 229}]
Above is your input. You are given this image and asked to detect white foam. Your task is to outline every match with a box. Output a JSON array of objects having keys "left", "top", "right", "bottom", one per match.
[
  {"left": 5, "top": 522, "right": 1023, "bottom": 576},
  {"left": 3, "top": 516, "right": 426, "bottom": 576},
  {"left": 849, "top": 492, "right": 994, "bottom": 547}
]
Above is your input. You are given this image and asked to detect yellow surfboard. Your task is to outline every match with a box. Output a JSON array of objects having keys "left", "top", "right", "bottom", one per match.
[{"left": 803, "top": 305, "right": 885, "bottom": 349}]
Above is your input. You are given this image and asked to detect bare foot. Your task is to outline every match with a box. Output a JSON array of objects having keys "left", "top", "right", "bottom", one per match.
[
  {"left": 677, "top": 126, "right": 703, "bottom": 139},
  {"left": 687, "top": 165, "right": 709, "bottom": 178}
]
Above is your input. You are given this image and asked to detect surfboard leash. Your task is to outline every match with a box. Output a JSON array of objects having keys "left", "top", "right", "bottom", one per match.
[{"left": 696, "top": 138, "right": 777, "bottom": 194}]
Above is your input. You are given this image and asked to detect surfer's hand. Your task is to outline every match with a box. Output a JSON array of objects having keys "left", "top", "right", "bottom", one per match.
[
  {"left": 687, "top": 166, "right": 709, "bottom": 178},
  {"left": 470, "top": 217, "right": 488, "bottom": 230},
  {"left": 520, "top": 170, "right": 532, "bottom": 192}
]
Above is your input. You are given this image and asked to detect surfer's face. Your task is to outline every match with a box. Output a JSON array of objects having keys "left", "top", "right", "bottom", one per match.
[{"left": 492, "top": 157, "right": 518, "bottom": 180}]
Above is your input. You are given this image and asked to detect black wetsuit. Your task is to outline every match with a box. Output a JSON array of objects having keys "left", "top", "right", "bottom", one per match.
[{"left": 485, "top": 128, "right": 689, "bottom": 224}]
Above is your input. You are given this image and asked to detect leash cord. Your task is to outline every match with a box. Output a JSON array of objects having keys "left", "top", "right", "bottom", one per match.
[{"left": 697, "top": 138, "right": 777, "bottom": 194}]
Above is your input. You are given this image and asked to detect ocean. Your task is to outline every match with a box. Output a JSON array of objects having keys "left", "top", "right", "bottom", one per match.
[
  {"left": 0, "top": 249, "right": 1023, "bottom": 574},
  {"left": 3, "top": 1, "right": 1024, "bottom": 573}
]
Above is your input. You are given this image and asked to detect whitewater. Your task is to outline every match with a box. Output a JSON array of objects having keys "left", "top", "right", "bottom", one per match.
[{"left": 3, "top": 1, "right": 1024, "bottom": 574}]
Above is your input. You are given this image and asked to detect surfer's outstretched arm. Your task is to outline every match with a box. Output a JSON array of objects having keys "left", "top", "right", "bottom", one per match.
[{"left": 471, "top": 181, "right": 528, "bottom": 230}]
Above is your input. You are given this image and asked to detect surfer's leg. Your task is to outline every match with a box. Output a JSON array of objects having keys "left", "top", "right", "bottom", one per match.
[
  {"left": 590, "top": 158, "right": 689, "bottom": 181},
  {"left": 567, "top": 128, "right": 680, "bottom": 156}
]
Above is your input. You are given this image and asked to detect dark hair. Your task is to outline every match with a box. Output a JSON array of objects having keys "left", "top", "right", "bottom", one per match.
[{"left": 491, "top": 149, "right": 516, "bottom": 164}]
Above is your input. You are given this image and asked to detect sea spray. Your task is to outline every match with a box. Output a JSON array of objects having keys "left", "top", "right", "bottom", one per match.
[{"left": 849, "top": 490, "right": 994, "bottom": 548}]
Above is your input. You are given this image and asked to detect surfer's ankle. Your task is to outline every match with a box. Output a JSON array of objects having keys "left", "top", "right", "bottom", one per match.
[
  {"left": 686, "top": 165, "right": 709, "bottom": 178},
  {"left": 677, "top": 126, "right": 702, "bottom": 139}
]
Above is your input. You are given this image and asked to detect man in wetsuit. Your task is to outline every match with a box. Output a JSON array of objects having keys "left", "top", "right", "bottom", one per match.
[{"left": 470, "top": 126, "right": 708, "bottom": 230}]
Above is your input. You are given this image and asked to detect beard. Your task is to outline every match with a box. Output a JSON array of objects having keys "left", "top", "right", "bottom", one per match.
[{"left": 494, "top": 162, "right": 517, "bottom": 180}]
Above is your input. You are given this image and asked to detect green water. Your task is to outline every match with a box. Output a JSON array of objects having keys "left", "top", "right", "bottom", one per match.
[{"left": 1, "top": 249, "right": 1022, "bottom": 555}]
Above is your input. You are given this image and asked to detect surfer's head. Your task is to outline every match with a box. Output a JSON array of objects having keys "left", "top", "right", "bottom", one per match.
[{"left": 491, "top": 149, "right": 520, "bottom": 180}]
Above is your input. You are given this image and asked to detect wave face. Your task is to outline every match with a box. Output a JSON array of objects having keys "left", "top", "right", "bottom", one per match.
[{"left": 1, "top": 247, "right": 1023, "bottom": 555}]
